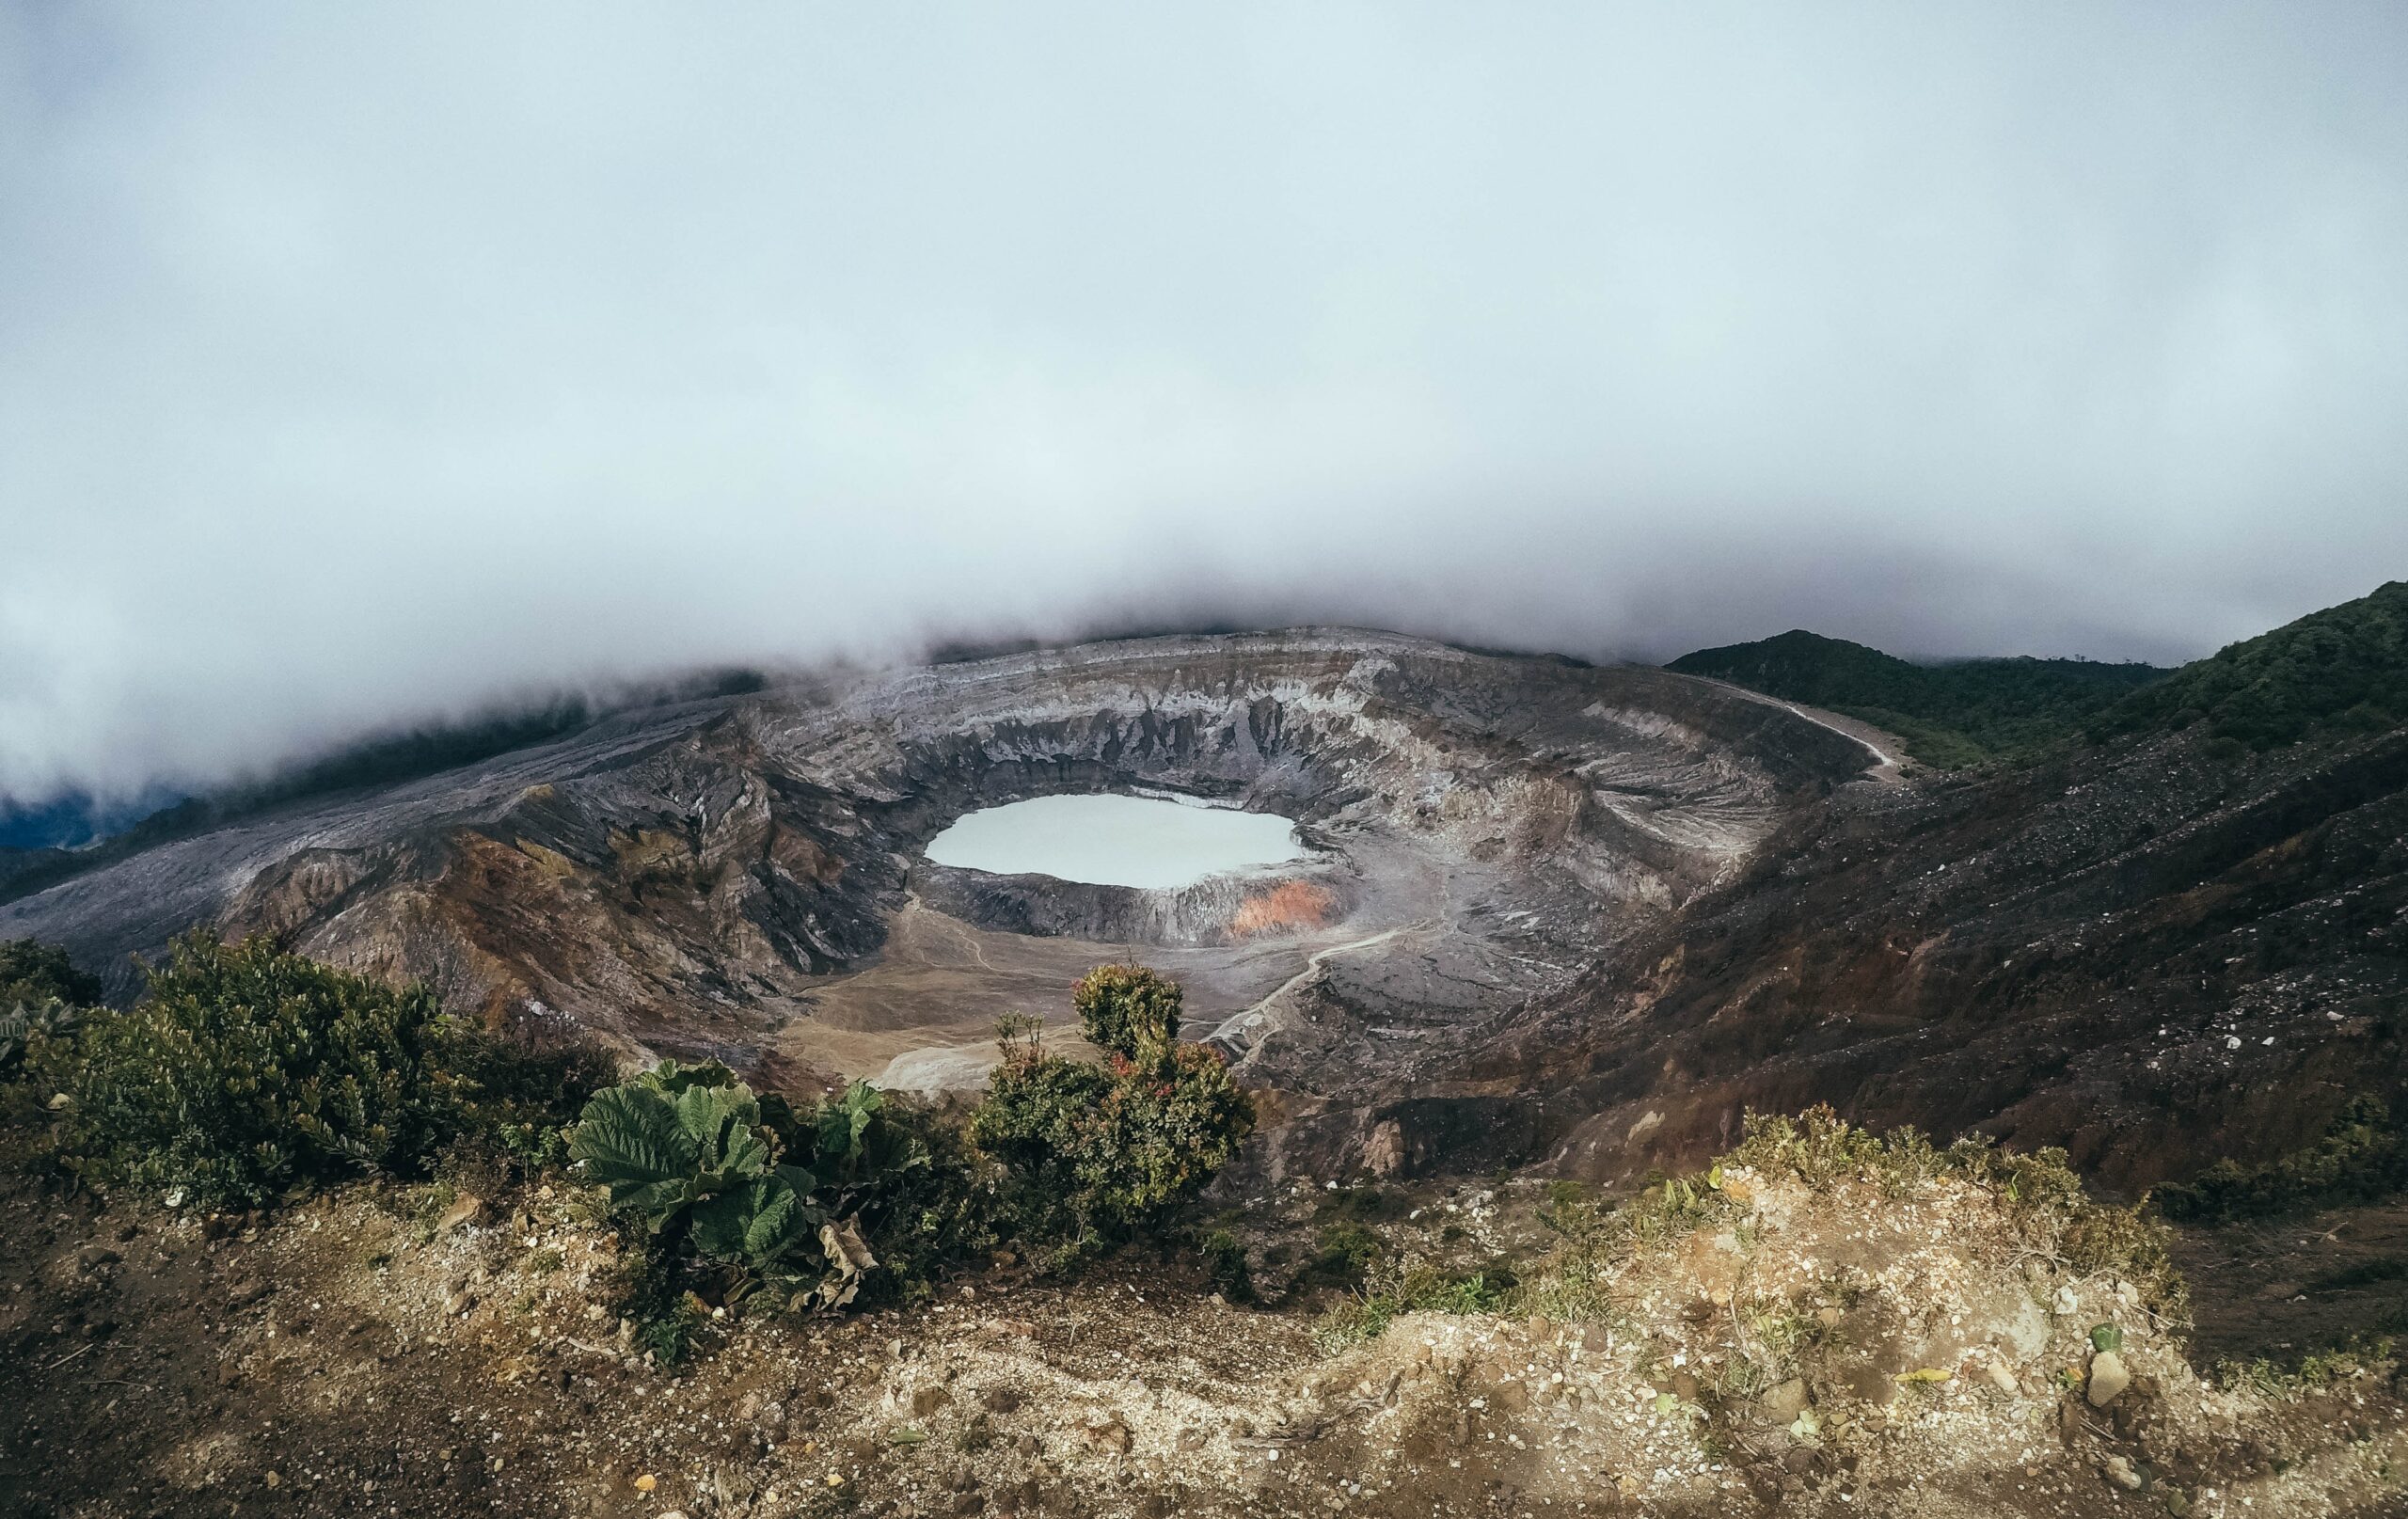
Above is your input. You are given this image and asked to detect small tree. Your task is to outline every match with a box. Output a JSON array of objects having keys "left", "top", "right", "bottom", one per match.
[
  {"left": 1070, "top": 964, "right": 1185, "bottom": 1059},
  {"left": 972, "top": 965, "right": 1253, "bottom": 1260}
]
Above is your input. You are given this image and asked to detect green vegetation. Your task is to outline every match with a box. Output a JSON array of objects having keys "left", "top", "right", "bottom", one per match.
[
  {"left": 1311, "top": 1106, "right": 2191, "bottom": 1357},
  {"left": 2098, "top": 579, "right": 2408, "bottom": 751},
  {"left": 0, "top": 995, "right": 79, "bottom": 1075},
  {"left": 1311, "top": 1220, "right": 1382, "bottom": 1280},
  {"left": 2154, "top": 1095, "right": 2407, "bottom": 1225},
  {"left": 569, "top": 1060, "right": 949, "bottom": 1310},
  {"left": 26, "top": 933, "right": 605, "bottom": 1208},
  {"left": 1667, "top": 629, "right": 2169, "bottom": 767},
  {"left": 1734, "top": 1107, "right": 2185, "bottom": 1319},
  {"left": 6, "top": 936, "right": 1253, "bottom": 1350},
  {"left": 970, "top": 965, "right": 1254, "bottom": 1263},
  {"left": 0, "top": 939, "right": 101, "bottom": 1074},
  {"left": 1199, "top": 1227, "right": 1255, "bottom": 1302},
  {"left": 0, "top": 937, "right": 101, "bottom": 1008},
  {"left": 2213, "top": 1334, "right": 2398, "bottom": 1399},
  {"left": 1672, "top": 581, "right": 2408, "bottom": 767},
  {"left": 567, "top": 960, "right": 1252, "bottom": 1343},
  {"left": 1313, "top": 1258, "right": 1514, "bottom": 1352}
]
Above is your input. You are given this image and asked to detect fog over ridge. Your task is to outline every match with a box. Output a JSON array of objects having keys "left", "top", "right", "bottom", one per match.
[{"left": 4, "top": 3, "right": 2406, "bottom": 811}]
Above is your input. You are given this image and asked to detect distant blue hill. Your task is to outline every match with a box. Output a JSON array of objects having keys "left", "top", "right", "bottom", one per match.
[{"left": 0, "top": 790, "right": 183, "bottom": 851}]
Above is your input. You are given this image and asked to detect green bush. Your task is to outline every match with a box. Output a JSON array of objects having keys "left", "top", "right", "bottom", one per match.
[
  {"left": 970, "top": 965, "right": 1254, "bottom": 1261},
  {"left": 0, "top": 996, "right": 79, "bottom": 1076},
  {"left": 1315, "top": 1259, "right": 1513, "bottom": 1352},
  {"left": 1199, "top": 1228, "right": 1255, "bottom": 1302},
  {"left": 0, "top": 938, "right": 101, "bottom": 1010},
  {"left": 30, "top": 933, "right": 601, "bottom": 1208},
  {"left": 570, "top": 1059, "right": 965, "bottom": 1310},
  {"left": 2156, "top": 1095, "right": 2407, "bottom": 1224},
  {"left": 1069, "top": 964, "right": 1187, "bottom": 1060}
]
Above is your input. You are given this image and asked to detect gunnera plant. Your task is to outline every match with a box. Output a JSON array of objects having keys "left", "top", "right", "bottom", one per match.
[
  {"left": 569, "top": 1060, "right": 956, "bottom": 1310},
  {"left": 31, "top": 933, "right": 601, "bottom": 1208},
  {"left": 970, "top": 966, "right": 1255, "bottom": 1262}
]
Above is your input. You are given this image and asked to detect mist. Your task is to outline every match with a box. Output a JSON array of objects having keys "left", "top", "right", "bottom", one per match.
[{"left": 5, "top": 3, "right": 2406, "bottom": 811}]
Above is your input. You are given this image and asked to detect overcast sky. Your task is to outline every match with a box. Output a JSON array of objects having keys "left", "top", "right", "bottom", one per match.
[{"left": 4, "top": 3, "right": 2406, "bottom": 809}]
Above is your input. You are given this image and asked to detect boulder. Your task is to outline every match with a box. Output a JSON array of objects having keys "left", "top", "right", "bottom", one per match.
[
  {"left": 2085, "top": 1351, "right": 2131, "bottom": 1408},
  {"left": 1757, "top": 1378, "right": 1810, "bottom": 1423}
]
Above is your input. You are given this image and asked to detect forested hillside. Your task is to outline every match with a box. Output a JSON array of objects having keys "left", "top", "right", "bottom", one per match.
[{"left": 1666, "top": 630, "right": 2168, "bottom": 767}]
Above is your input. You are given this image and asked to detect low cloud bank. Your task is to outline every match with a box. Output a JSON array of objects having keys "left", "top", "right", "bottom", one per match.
[{"left": 5, "top": 5, "right": 2405, "bottom": 808}]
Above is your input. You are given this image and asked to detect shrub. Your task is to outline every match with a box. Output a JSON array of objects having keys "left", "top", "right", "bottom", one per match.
[
  {"left": 0, "top": 938, "right": 101, "bottom": 1010},
  {"left": 1070, "top": 964, "right": 1186, "bottom": 1060},
  {"left": 32, "top": 933, "right": 600, "bottom": 1208},
  {"left": 0, "top": 996, "right": 79, "bottom": 1076},
  {"left": 1199, "top": 1228, "right": 1255, "bottom": 1302},
  {"left": 1313, "top": 1221, "right": 1382, "bottom": 1279},
  {"left": 1491, "top": 1107, "right": 2188, "bottom": 1347},
  {"left": 970, "top": 965, "right": 1254, "bottom": 1261},
  {"left": 1314, "top": 1258, "right": 1513, "bottom": 1352},
  {"left": 570, "top": 1060, "right": 960, "bottom": 1310},
  {"left": 2155, "top": 1095, "right": 2407, "bottom": 1224}
]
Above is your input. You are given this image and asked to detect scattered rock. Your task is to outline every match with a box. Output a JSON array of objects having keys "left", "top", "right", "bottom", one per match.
[
  {"left": 2086, "top": 1351, "right": 2131, "bottom": 1408},
  {"left": 2099, "top": 1453, "right": 2142, "bottom": 1491},
  {"left": 1984, "top": 1360, "right": 2020, "bottom": 1396},
  {"left": 1758, "top": 1378, "right": 1809, "bottom": 1423}
]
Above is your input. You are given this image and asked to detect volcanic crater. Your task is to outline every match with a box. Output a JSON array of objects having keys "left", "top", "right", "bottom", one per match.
[{"left": 0, "top": 629, "right": 1882, "bottom": 1175}]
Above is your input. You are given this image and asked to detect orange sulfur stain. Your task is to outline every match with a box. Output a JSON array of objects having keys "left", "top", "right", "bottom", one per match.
[{"left": 1228, "top": 880, "right": 1338, "bottom": 937}]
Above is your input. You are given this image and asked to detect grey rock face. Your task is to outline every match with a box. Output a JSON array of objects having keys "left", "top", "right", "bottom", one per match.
[{"left": 0, "top": 631, "right": 1872, "bottom": 1169}]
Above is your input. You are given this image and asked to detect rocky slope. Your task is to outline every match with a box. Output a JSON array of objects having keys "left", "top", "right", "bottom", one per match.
[
  {"left": 7, "top": 1142, "right": 2400, "bottom": 1518},
  {"left": 1486, "top": 720, "right": 2408, "bottom": 1195},
  {"left": 6, "top": 619, "right": 2401, "bottom": 1200},
  {"left": 0, "top": 630, "right": 1872, "bottom": 1149}
]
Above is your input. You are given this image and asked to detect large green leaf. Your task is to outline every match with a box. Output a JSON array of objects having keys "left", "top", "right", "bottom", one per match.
[
  {"left": 568, "top": 1084, "right": 701, "bottom": 1221},
  {"left": 689, "top": 1175, "right": 816, "bottom": 1269},
  {"left": 817, "top": 1082, "right": 880, "bottom": 1162},
  {"left": 638, "top": 1058, "right": 739, "bottom": 1095},
  {"left": 666, "top": 1081, "right": 771, "bottom": 1182},
  {"left": 737, "top": 1178, "right": 816, "bottom": 1266},
  {"left": 689, "top": 1178, "right": 762, "bottom": 1259}
]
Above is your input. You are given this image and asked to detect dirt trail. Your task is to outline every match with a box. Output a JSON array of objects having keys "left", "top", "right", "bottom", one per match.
[{"left": 1198, "top": 917, "right": 1435, "bottom": 1058}]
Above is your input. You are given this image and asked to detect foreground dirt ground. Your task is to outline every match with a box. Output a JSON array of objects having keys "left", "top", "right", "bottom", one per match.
[{"left": 4, "top": 1165, "right": 2403, "bottom": 1519}]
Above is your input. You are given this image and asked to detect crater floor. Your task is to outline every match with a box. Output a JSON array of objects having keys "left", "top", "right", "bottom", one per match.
[{"left": 0, "top": 629, "right": 1882, "bottom": 1178}]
